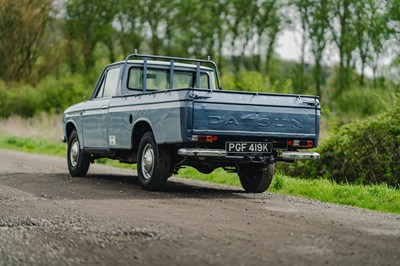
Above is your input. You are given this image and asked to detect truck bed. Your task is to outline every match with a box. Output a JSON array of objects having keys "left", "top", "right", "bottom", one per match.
[{"left": 190, "top": 89, "right": 320, "bottom": 145}]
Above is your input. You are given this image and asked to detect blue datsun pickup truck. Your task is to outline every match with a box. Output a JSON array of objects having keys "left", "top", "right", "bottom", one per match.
[{"left": 62, "top": 51, "right": 320, "bottom": 193}]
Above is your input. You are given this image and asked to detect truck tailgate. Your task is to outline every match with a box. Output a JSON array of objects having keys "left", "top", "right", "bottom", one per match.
[{"left": 191, "top": 90, "right": 320, "bottom": 141}]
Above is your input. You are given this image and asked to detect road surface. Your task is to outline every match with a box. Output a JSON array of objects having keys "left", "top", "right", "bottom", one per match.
[{"left": 0, "top": 149, "right": 399, "bottom": 265}]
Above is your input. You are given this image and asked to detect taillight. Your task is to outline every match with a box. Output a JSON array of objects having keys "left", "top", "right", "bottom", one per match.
[
  {"left": 305, "top": 140, "right": 313, "bottom": 148},
  {"left": 288, "top": 139, "right": 313, "bottom": 148},
  {"left": 192, "top": 135, "right": 218, "bottom": 143}
]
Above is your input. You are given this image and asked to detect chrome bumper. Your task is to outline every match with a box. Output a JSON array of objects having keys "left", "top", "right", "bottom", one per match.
[
  {"left": 178, "top": 148, "right": 320, "bottom": 161},
  {"left": 178, "top": 148, "right": 227, "bottom": 157},
  {"left": 281, "top": 151, "right": 320, "bottom": 160}
]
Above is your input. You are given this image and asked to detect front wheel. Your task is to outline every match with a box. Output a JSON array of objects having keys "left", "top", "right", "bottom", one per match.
[
  {"left": 237, "top": 163, "right": 275, "bottom": 193},
  {"left": 137, "top": 132, "right": 171, "bottom": 191},
  {"left": 67, "top": 129, "right": 90, "bottom": 177}
]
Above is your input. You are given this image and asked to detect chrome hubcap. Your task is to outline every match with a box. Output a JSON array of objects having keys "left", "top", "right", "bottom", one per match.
[
  {"left": 141, "top": 143, "right": 154, "bottom": 180},
  {"left": 70, "top": 139, "right": 79, "bottom": 167}
]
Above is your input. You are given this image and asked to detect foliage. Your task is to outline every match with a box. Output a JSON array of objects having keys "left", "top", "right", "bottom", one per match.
[
  {"left": 0, "top": 69, "right": 295, "bottom": 118},
  {"left": 281, "top": 95, "right": 400, "bottom": 187},
  {"left": 65, "top": 0, "right": 118, "bottom": 75},
  {"left": 300, "top": 0, "right": 329, "bottom": 97},
  {"left": 332, "top": 88, "right": 390, "bottom": 118},
  {"left": 0, "top": 0, "right": 397, "bottom": 98},
  {"left": 0, "top": 75, "right": 90, "bottom": 118},
  {"left": 0, "top": 0, "right": 52, "bottom": 82},
  {"left": 221, "top": 71, "right": 293, "bottom": 94}
]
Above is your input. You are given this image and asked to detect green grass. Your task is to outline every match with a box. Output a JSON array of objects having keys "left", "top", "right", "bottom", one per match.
[
  {"left": 0, "top": 135, "right": 399, "bottom": 214},
  {"left": 270, "top": 175, "right": 400, "bottom": 214},
  {"left": 0, "top": 136, "right": 66, "bottom": 157},
  {"left": 0, "top": 136, "right": 134, "bottom": 169},
  {"left": 178, "top": 167, "right": 400, "bottom": 214}
]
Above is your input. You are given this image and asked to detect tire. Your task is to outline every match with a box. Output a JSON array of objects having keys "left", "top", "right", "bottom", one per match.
[
  {"left": 137, "top": 132, "right": 171, "bottom": 191},
  {"left": 237, "top": 163, "right": 275, "bottom": 193},
  {"left": 67, "top": 129, "right": 90, "bottom": 177}
]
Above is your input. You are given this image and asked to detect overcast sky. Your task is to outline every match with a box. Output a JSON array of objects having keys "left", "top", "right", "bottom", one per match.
[{"left": 275, "top": 25, "right": 396, "bottom": 78}]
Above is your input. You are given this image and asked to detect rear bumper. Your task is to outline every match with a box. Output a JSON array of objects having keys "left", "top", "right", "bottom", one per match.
[
  {"left": 178, "top": 148, "right": 227, "bottom": 157},
  {"left": 281, "top": 151, "right": 320, "bottom": 160},
  {"left": 178, "top": 148, "right": 320, "bottom": 161}
]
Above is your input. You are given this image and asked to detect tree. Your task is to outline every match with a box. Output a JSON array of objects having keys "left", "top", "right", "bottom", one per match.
[
  {"left": 388, "top": 0, "right": 400, "bottom": 42},
  {"left": 253, "top": 0, "right": 283, "bottom": 76},
  {"left": 308, "top": 0, "right": 329, "bottom": 97},
  {"left": 227, "top": 0, "right": 255, "bottom": 71},
  {"left": 116, "top": 0, "right": 146, "bottom": 56},
  {"left": 144, "top": 0, "right": 162, "bottom": 54},
  {"left": 65, "top": 0, "right": 117, "bottom": 74},
  {"left": 212, "top": 1, "right": 230, "bottom": 70},
  {"left": 387, "top": 0, "right": 400, "bottom": 84},
  {"left": 292, "top": 0, "right": 312, "bottom": 93},
  {"left": 140, "top": 0, "right": 172, "bottom": 55},
  {"left": 164, "top": 0, "right": 182, "bottom": 55},
  {"left": 368, "top": 2, "right": 390, "bottom": 89},
  {"left": 177, "top": 1, "right": 217, "bottom": 58},
  {"left": 328, "top": 0, "right": 357, "bottom": 94},
  {"left": 0, "top": 0, "right": 52, "bottom": 82},
  {"left": 352, "top": 0, "right": 390, "bottom": 88},
  {"left": 352, "top": 1, "right": 370, "bottom": 87},
  {"left": 263, "top": 5, "right": 282, "bottom": 76}
]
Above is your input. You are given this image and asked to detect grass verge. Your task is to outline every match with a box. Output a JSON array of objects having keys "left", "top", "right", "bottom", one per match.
[
  {"left": 178, "top": 167, "right": 400, "bottom": 214},
  {"left": 0, "top": 136, "right": 66, "bottom": 157},
  {"left": 0, "top": 135, "right": 399, "bottom": 214}
]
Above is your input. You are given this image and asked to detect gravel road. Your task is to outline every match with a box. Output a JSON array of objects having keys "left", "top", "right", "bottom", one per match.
[{"left": 0, "top": 149, "right": 399, "bottom": 266}]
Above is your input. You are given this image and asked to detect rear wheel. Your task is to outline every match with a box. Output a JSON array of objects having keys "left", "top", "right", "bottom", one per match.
[
  {"left": 67, "top": 129, "right": 90, "bottom": 177},
  {"left": 237, "top": 163, "right": 275, "bottom": 193},
  {"left": 137, "top": 132, "right": 171, "bottom": 191}
]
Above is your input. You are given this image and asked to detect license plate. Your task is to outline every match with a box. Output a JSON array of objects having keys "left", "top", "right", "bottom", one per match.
[{"left": 225, "top": 142, "right": 272, "bottom": 154}]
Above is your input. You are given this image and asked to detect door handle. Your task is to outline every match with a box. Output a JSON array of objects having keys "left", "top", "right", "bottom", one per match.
[{"left": 102, "top": 106, "right": 108, "bottom": 109}]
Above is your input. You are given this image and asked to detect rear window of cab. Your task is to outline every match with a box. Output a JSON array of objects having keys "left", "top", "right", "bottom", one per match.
[{"left": 127, "top": 67, "right": 210, "bottom": 91}]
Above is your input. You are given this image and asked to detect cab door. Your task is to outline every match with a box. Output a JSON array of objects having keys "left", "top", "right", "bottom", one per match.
[{"left": 82, "top": 66, "right": 120, "bottom": 149}]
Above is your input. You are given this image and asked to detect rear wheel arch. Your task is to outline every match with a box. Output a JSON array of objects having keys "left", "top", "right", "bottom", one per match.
[{"left": 131, "top": 120, "right": 153, "bottom": 153}]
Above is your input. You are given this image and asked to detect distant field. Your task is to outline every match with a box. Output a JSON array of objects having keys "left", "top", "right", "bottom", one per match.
[
  {"left": 0, "top": 113, "right": 63, "bottom": 141},
  {"left": 0, "top": 135, "right": 398, "bottom": 214}
]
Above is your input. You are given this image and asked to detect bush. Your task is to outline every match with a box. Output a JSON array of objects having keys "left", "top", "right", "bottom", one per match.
[
  {"left": 0, "top": 75, "right": 91, "bottom": 118},
  {"left": 281, "top": 95, "right": 400, "bottom": 187},
  {"left": 332, "top": 87, "right": 390, "bottom": 119},
  {"left": 0, "top": 83, "right": 41, "bottom": 118},
  {"left": 220, "top": 70, "right": 292, "bottom": 93},
  {"left": 36, "top": 75, "right": 90, "bottom": 113}
]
